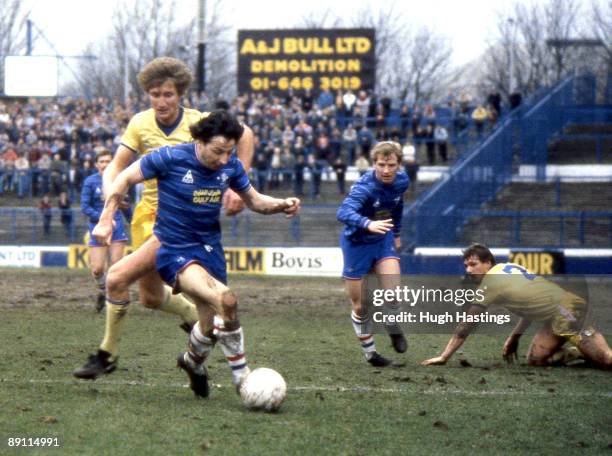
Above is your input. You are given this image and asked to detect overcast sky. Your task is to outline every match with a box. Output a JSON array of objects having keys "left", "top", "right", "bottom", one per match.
[{"left": 22, "top": 0, "right": 525, "bottom": 66}]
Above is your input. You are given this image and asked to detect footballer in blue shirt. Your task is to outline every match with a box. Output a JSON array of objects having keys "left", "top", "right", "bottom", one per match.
[
  {"left": 80, "top": 149, "right": 129, "bottom": 312},
  {"left": 337, "top": 141, "right": 409, "bottom": 367},
  {"left": 73, "top": 58, "right": 254, "bottom": 383},
  {"left": 93, "top": 111, "right": 300, "bottom": 398}
]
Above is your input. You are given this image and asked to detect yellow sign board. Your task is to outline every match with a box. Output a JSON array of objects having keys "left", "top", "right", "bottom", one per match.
[{"left": 69, "top": 245, "right": 265, "bottom": 274}]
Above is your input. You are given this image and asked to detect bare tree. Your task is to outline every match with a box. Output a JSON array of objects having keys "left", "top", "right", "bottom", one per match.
[
  {"left": 544, "top": 0, "right": 582, "bottom": 81},
  {"left": 395, "top": 28, "right": 453, "bottom": 103},
  {"left": 299, "top": 2, "right": 453, "bottom": 103},
  {"left": 590, "top": 0, "right": 611, "bottom": 64},
  {"left": 0, "top": 0, "right": 31, "bottom": 93},
  {"left": 299, "top": 8, "right": 342, "bottom": 29},
  {"left": 349, "top": 3, "right": 408, "bottom": 97},
  {"left": 201, "top": 0, "right": 235, "bottom": 100},
  {"left": 72, "top": 0, "right": 233, "bottom": 101},
  {"left": 478, "top": 0, "right": 588, "bottom": 99}
]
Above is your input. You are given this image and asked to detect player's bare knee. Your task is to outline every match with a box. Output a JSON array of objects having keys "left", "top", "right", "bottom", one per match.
[
  {"left": 91, "top": 267, "right": 104, "bottom": 281},
  {"left": 527, "top": 354, "right": 549, "bottom": 366},
  {"left": 140, "top": 289, "right": 163, "bottom": 309},
  {"left": 352, "top": 301, "right": 364, "bottom": 317},
  {"left": 106, "top": 267, "right": 134, "bottom": 300},
  {"left": 105, "top": 268, "right": 123, "bottom": 296},
  {"left": 220, "top": 290, "right": 238, "bottom": 320},
  {"left": 593, "top": 349, "right": 612, "bottom": 369}
]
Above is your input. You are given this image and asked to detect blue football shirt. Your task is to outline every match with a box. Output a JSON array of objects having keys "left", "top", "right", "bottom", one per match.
[
  {"left": 337, "top": 169, "right": 409, "bottom": 244},
  {"left": 81, "top": 172, "right": 123, "bottom": 225},
  {"left": 139, "top": 143, "right": 251, "bottom": 248}
]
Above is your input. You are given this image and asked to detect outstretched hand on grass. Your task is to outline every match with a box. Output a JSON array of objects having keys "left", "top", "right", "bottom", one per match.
[
  {"left": 421, "top": 356, "right": 448, "bottom": 366},
  {"left": 502, "top": 337, "right": 519, "bottom": 364}
]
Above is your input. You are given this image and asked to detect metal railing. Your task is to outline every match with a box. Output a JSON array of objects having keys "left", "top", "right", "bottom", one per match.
[
  {"left": 0, "top": 203, "right": 610, "bottom": 249},
  {"left": 0, "top": 208, "right": 84, "bottom": 245},
  {"left": 461, "top": 210, "right": 612, "bottom": 248},
  {"left": 0, "top": 206, "right": 342, "bottom": 247},
  {"left": 403, "top": 73, "right": 604, "bottom": 247},
  {"left": 548, "top": 133, "right": 612, "bottom": 163},
  {"left": 405, "top": 112, "right": 516, "bottom": 246}
]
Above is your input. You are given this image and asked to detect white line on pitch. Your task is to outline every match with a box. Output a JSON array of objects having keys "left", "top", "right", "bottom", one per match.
[{"left": 2, "top": 378, "right": 611, "bottom": 398}]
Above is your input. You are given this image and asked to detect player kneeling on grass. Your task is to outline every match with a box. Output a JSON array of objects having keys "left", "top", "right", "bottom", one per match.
[
  {"left": 337, "top": 141, "right": 409, "bottom": 367},
  {"left": 422, "top": 243, "right": 612, "bottom": 369},
  {"left": 92, "top": 111, "right": 301, "bottom": 396}
]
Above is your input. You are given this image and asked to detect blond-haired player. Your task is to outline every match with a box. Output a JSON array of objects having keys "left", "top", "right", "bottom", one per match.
[
  {"left": 74, "top": 57, "right": 253, "bottom": 379},
  {"left": 337, "top": 141, "right": 409, "bottom": 367}
]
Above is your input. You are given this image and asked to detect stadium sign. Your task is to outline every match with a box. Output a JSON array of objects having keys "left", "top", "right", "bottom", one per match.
[
  {"left": 237, "top": 28, "right": 376, "bottom": 94},
  {"left": 68, "top": 245, "right": 134, "bottom": 269},
  {"left": 225, "top": 248, "right": 265, "bottom": 274},
  {"left": 266, "top": 248, "right": 343, "bottom": 277},
  {"left": 0, "top": 246, "right": 40, "bottom": 267},
  {"left": 508, "top": 250, "right": 565, "bottom": 275},
  {"left": 13, "top": 246, "right": 611, "bottom": 275}
]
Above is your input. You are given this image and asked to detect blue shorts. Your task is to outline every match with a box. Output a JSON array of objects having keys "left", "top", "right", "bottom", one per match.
[
  {"left": 156, "top": 242, "right": 227, "bottom": 289},
  {"left": 88, "top": 220, "right": 129, "bottom": 247},
  {"left": 340, "top": 232, "right": 399, "bottom": 280}
]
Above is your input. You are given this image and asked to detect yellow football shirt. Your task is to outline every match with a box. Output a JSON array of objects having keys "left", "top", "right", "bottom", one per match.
[
  {"left": 477, "top": 262, "right": 569, "bottom": 322},
  {"left": 121, "top": 107, "right": 207, "bottom": 211}
]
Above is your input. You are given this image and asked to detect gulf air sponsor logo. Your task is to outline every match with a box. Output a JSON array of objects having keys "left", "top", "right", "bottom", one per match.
[{"left": 193, "top": 188, "right": 222, "bottom": 204}]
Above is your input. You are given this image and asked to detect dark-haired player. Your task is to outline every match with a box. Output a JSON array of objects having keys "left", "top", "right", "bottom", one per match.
[
  {"left": 74, "top": 57, "right": 254, "bottom": 380},
  {"left": 337, "top": 141, "right": 409, "bottom": 367},
  {"left": 80, "top": 148, "right": 129, "bottom": 312},
  {"left": 422, "top": 243, "right": 612, "bottom": 369},
  {"left": 92, "top": 111, "right": 300, "bottom": 396}
]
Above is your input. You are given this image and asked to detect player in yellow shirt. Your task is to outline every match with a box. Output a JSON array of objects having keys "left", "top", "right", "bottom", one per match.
[
  {"left": 422, "top": 244, "right": 611, "bottom": 369},
  {"left": 74, "top": 57, "right": 254, "bottom": 379}
]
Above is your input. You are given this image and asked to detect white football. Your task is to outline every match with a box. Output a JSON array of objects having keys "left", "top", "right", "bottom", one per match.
[{"left": 239, "top": 367, "right": 287, "bottom": 412}]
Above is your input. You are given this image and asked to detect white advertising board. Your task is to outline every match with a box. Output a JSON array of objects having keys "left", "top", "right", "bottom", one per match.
[
  {"left": 0, "top": 246, "right": 41, "bottom": 267},
  {"left": 265, "top": 248, "right": 342, "bottom": 277},
  {"left": 4, "top": 56, "right": 58, "bottom": 97}
]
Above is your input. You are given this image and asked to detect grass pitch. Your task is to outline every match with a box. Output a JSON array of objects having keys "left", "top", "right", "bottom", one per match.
[{"left": 0, "top": 269, "right": 610, "bottom": 455}]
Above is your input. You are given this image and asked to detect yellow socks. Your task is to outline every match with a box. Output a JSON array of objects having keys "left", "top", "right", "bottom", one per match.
[
  {"left": 158, "top": 286, "right": 199, "bottom": 324},
  {"left": 99, "top": 288, "right": 198, "bottom": 359},
  {"left": 100, "top": 301, "right": 129, "bottom": 358}
]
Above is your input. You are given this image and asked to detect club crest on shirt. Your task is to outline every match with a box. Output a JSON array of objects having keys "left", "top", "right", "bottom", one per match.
[
  {"left": 217, "top": 172, "right": 229, "bottom": 185},
  {"left": 182, "top": 170, "right": 194, "bottom": 184}
]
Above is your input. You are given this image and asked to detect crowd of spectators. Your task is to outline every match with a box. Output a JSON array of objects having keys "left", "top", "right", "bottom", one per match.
[
  {"left": 0, "top": 88, "right": 504, "bottom": 204},
  {"left": 225, "top": 88, "right": 504, "bottom": 197}
]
